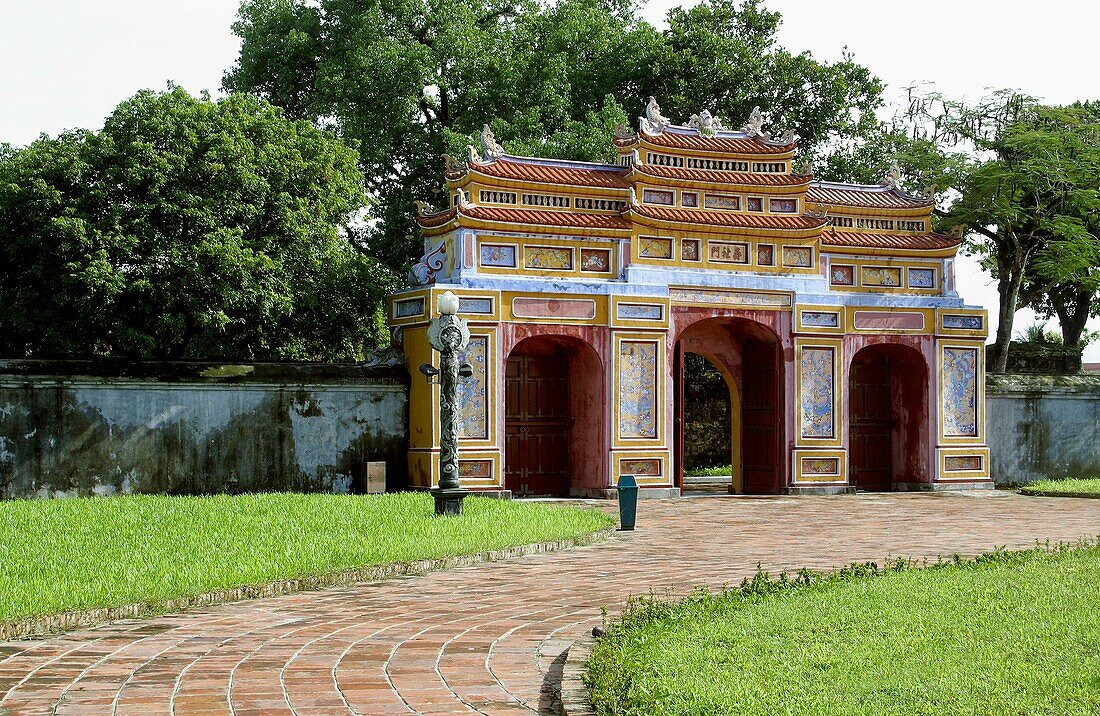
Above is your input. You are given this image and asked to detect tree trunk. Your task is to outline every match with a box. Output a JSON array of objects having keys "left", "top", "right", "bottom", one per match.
[
  {"left": 1053, "top": 285, "right": 1092, "bottom": 348},
  {"left": 991, "top": 253, "right": 1027, "bottom": 373}
]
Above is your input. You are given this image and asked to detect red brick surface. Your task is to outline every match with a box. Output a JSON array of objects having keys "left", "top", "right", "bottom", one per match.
[{"left": 1, "top": 492, "right": 1097, "bottom": 715}]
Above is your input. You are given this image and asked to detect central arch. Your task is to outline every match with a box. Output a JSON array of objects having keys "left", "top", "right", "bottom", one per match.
[
  {"left": 674, "top": 316, "right": 784, "bottom": 494},
  {"left": 504, "top": 334, "right": 604, "bottom": 497}
]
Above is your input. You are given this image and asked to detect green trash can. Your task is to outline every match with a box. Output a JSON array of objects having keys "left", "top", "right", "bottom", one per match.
[{"left": 617, "top": 474, "right": 639, "bottom": 530}]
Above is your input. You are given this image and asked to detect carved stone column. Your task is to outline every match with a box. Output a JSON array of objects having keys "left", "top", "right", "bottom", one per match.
[{"left": 427, "top": 291, "right": 470, "bottom": 515}]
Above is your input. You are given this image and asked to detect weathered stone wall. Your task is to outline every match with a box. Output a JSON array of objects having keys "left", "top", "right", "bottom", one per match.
[
  {"left": 986, "top": 373, "right": 1100, "bottom": 484},
  {"left": 0, "top": 360, "right": 408, "bottom": 499}
]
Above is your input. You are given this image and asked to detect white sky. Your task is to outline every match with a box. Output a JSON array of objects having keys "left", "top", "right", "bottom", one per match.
[{"left": 1, "top": 0, "right": 1098, "bottom": 358}]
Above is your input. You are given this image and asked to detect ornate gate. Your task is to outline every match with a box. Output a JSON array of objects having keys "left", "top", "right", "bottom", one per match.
[{"left": 504, "top": 354, "right": 571, "bottom": 496}]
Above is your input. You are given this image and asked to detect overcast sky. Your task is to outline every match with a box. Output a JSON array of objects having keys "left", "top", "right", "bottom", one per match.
[{"left": 2, "top": 0, "right": 1098, "bottom": 358}]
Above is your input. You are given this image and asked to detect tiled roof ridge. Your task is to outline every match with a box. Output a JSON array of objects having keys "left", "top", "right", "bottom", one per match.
[
  {"left": 630, "top": 163, "right": 813, "bottom": 186},
  {"left": 807, "top": 180, "right": 934, "bottom": 208},
  {"left": 631, "top": 203, "right": 826, "bottom": 230},
  {"left": 822, "top": 229, "right": 961, "bottom": 251},
  {"left": 473, "top": 153, "right": 624, "bottom": 172}
]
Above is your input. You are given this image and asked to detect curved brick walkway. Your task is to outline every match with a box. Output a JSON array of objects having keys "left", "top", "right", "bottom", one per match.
[{"left": 1, "top": 492, "right": 1097, "bottom": 715}]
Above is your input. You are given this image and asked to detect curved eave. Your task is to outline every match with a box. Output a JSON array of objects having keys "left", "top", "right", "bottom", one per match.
[
  {"left": 421, "top": 205, "right": 631, "bottom": 239},
  {"left": 628, "top": 206, "right": 825, "bottom": 239},
  {"left": 620, "top": 133, "right": 796, "bottom": 160},
  {"left": 806, "top": 200, "right": 934, "bottom": 219},
  {"left": 447, "top": 171, "right": 631, "bottom": 198},
  {"left": 821, "top": 231, "right": 962, "bottom": 259},
  {"left": 628, "top": 166, "right": 812, "bottom": 194}
]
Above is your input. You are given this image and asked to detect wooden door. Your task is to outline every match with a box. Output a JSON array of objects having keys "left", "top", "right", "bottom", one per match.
[
  {"left": 505, "top": 354, "right": 570, "bottom": 496},
  {"left": 672, "top": 342, "right": 684, "bottom": 491},
  {"left": 742, "top": 340, "right": 779, "bottom": 494},
  {"left": 850, "top": 357, "right": 892, "bottom": 491}
]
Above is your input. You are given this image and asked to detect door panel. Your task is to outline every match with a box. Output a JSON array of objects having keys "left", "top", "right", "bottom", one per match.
[
  {"left": 742, "top": 340, "right": 779, "bottom": 494},
  {"left": 505, "top": 354, "right": 570, "bottom": 496},
  {"left": 850, "top": 357, "right": 892, "bottom": 491}
]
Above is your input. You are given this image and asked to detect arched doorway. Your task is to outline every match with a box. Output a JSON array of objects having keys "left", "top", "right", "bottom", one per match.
[
  {"left": 674, "top": 317, "right": 783, "bottom": 494},
  {"left": 848, "top": 344, "right": 929, "bottom": 491},
  {"left": 504, "top": 335, "right": 604, "bottom": 497},
  {"left": 680, "top": 352, "right": 735, "bottom": 492}
]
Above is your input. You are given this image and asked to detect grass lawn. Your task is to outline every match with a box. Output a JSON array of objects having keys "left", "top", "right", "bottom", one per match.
[
  {"left": 0, "top": 492, "right": 613, "bottom": 623},
  {"left": 586, "top": 544, "right": 1100, "bottom": 716},
  {"left": 683, "top": 465, "right": 732, "bottom": 477},
  {"left": 1019, "top": 477, "right": 1100, "bottom": 496}
]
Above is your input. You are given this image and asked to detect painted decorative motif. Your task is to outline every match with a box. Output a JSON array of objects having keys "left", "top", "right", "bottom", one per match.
[
  {"left": 618, "top": 341, "right": 658, "bottom": 439},
  {"left": 580, "top": 248, "right": 611, "bottom": 272},
  {"left": 619, "top": 458, "right": 661, "bottom": 476},
  {"left": 525, "top": 246, "right": 573, "bottom": 270},
  {"left": 830, "top": 265, "right": 854, "bottom": 286},
  {"left": 456, "top": 336, "right": 488, "bottom": 439},
  {"left": 783, "top": 246, "right": 812, "bottom": 268},
  {"left": 709, "top": 241, "right": 749, "bottom": 264},
  {"left": 746, "top": 197, "right": 763, "bottom": 212},
  {"left": 944, "top": 455, "right": 982, "bottom": 472},
  {"left": 944, "top": 314, "right": 984, "bottom": 330},
  {"left": 862, "top": 266, "right": 902, "bottom": 287},
  {"left": 801, "top": 457, "right": 839, "bottom": 475},
  {"left": 669, "top": 288, "right": 792, "bottom": 307},
  {"left": 480, "top": 244, "right": 516, "bottom": 268},
  {"left": 617, "top": 303, "right": 663, "bottom": 321},
  {"left": 681, "top": 192, "right": 699, "bottom": 207},
  {"left": 853, "top": 311, "right": 925, "bottom": 331},
  {"left": 769, "top": 198, "right": 797, "bottom": 213},
  {"left": 512, "top": 298, "right": 596, "bottom": 319},
  {"left": 410, "top": 240, "right": 447, "bottom": 284},
  {"left": 458, "top": 297, "right": 493, "bottom": 314},
  {"left": 458, "top": 460, "right": 492, "bottom": 478},
  {"left": 757, "top": 244, "right": 775, "bottom": 266},
  {"left": 681, "top": 239, "right": 701, "bottom": 261},
  {"left": 638, "top": 237, "right": 673, "bottom": 259},
  {"left": 801, "top": 311, "right": 839, "bottom": 328},
  {"left": 943, "top": 347, "right": 979, "bottom": 437},
  {"left": 394, "top": 298, "right": 425, "bottom": 318},
  {"left": 800, "top": 347, "right": 835, "bottom": 439},
  {"left": 642, "top": 189, "right": 674, "bottom": 205},
  {"left": 908, "top": 268, "right": 936, "bottom": 288},
  {"left": 703, "top": 193, "right": 740, "bottom": 210}
]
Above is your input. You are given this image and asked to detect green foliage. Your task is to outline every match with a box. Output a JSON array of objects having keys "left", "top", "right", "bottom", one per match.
[
  {"left": 1019, "top": 477, "right": 1100, "bottom": 496},
  {"left": 0, "top": 492, "right": 613, "bottom": 622},
  {"left": 586, "top": 541, "right": 1100, "bottom": 715},
  {"left": 225, "top": 0, "right": 886, "bottom": 272},
  {"left": 683, "top": 353, "right": 731, "bottom": 470},
  {"left": 0, "top": 87, "right": 396, "bottom": 360},
  {"left": 683, "top": 465, "right": 731, "bottom": 477},
  {"left": 1016, "top": 322, "right": 1064, "bottom": 344}
]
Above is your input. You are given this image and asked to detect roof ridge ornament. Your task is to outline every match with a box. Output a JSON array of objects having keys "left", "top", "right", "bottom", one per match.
[
  {"left": 414, "top": 200, "right": 432, "bottom": 216},
  {"left": 639, "top": 96, "right": 670, "bottom": 135},
  {"left": 614, "top": 122, "right": 634, "bottom": 140},
  {"left": 480, "top": 124, "right": 504, "bottom": 160},
  {"left": 442, "top": 153, "right": 464, "bottom": 172},
  {"left": 775, "top": 128, "right": 797, "bottom": 145},
  {"left": 742, "top": 106, "right": 767, "bottom": 138},
  {"left": 456, "top": 187, "right": 475, "bottom": 209},
  {"left": 687, "top": 109, "right": 724, "bottom": 137},
  {"left": 794, "top": 159, "right": 813, "bottom": 175},
  {"left": 884, "top": 160, "right": 902, "bottom": 189}
]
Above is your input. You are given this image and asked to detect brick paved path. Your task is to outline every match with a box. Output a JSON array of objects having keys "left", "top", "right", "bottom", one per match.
[{"left": 1, "top": 492, "right": 1097, "bottom": 715}]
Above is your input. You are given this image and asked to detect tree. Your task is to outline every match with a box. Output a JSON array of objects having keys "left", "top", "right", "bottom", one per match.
[
  {"left": 225, "top": 0, "right": 885, "bottom": 273},
  {"left": 0, "top": 87, "right": 395, "bottom": 361}
]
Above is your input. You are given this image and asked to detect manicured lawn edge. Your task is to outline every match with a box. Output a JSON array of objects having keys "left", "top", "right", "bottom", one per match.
[
  {"left": 0, "top": 524, "right": 616, "bottom": 641},
  {"left": 1018, "top": 490, "right": 1100, "bottom": 499},
  {"left": 560, "top": 632, "right": 598, "bottom": 716}
]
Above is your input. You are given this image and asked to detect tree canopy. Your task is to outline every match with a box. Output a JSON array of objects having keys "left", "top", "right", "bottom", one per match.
[
  {"left": 224, "top": 0, "right": 886, "bottom": 272},
  {"left": 0, "top": 87, "right": 394, "bottom": 361}
]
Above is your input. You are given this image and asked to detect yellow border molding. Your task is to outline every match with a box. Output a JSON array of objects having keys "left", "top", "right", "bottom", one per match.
[
  {"left": 936, "top": 446, "right": 991, "bottom": 481},
  {"left": 937, "top": 340, "right": 986, "bottom": 445},
  {"left": 795, "top": 337, "right": 844, "bottom": 448},
  {"left": 791, "top": 449, "right": 848, "bottom": 484},
  {"left": 612, "top": 331, "right": 668, "bottom": 450}
]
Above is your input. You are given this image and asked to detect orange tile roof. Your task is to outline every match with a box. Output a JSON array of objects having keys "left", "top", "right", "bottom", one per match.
[
  {"left": 615, "top": 130, "right": 795, "bottom": 155},
  {"left": 416, "top": 207, "right": 458, "bottom": 228},
  {"left": 457, "top": 157, "right": 629, "bottom": 188},
  {"left": 822, "top": 230, "right": 961, "bottom": 251},
  {"left": 632, "top": 164, "right": 811, "bottom": 186},
  {"left": 807, "top": 183, "right": 933, "bottom": 209},
  {"left": 632, "top": 204, "right": 826, "bottom": 230},
  {"left": 459, "top": 205, "right": 632, "bottom": 230}
]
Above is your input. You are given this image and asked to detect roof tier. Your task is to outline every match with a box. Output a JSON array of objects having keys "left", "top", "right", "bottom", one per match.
[
  {"left": 615, "top": 129, "right": 795, "bottom": 155},
  {"left": 821, "top": 229, "right": 960, "bottom": 251},
  {"left": 631, "top": 204, "right": 825, "bottom": 231},
  {"left": 807, "top": 181, "right": 934, "bottom": 210},
  {"left": 631, "top": 164, "right": 811, "bottom": 187},
  {"left": 452, "top": 155, "right": 629, "bottom": 188}
]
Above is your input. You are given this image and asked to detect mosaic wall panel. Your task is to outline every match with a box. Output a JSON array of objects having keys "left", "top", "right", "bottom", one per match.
[
  {"left": 457, "top": 336, "right": 488, "bottom": 439},
  {"left": 681, "top": 239, "right": 701, "bottom": 261},
  {"left": 394, "top": 298, "right": 425, "bottom": 318},
  {"left": 830, "top": 264, "right": 855, "bottom": 286},
  {"left": 618, "top": 340, "right": 658, "bottom": 439},
  {"left": 642, "top": 189, "right": 674, "bottom": 205},
  {"left": 709, "top": 241, "right": 749, "bottom": 264},
  {"left": 681, "top": 192, "right": 699, "bottom": 207},
  {"left": 769, "top": 198, "right": 798, "bottom": 213},
  {"left": 746, "top": 197, "right": 763, "bottom": 212},
  {"left": 580, "top": 248, "right": 611, "bottom": 272},
  {"left": 703, "top": 193, "right": 739, "bottom": 210},
  {"left": 638, "top": 237, "right": 673, "bottom": 259},
  {"left": 943, "top": 314, "right": 983, "bottom": 330},
  {"left": 617, "top": 303, "right": 664, "bottom": 321},
  {"left": 458, "top": 460, "right": 492, "bottom": 478},
  {"left": 458, "top": 297, "right": 493, "bottom": 314},
  {"left": 942, "top": 347, "right": 979, "bottom": 437},
  {"left": 619, "top": 458, "right": 661, "bottom": 476},
  {"left": 862, "top": 266, "right": 902, "bottom": 287},
  {"left": 757, "top": 244, "right": 775, "bottom": 266},
  {"left": 783, "top": 246, "right": 813, "bottom": 267},
  {"left": 670, "top": 288, "right": 792, "bottom": 307},
  {"left": 802, "top": 311, "right": 839, "bottom": 328},
  {"left": 480, "top": 244, "right": 516, "bottom": 268},
  {"left": 908, "top": 268, "right": 936, "bottom": 288},
  {"left": 525, "top": 246, "right": 573, "bottom": 270},
  {"left": 799, "top": 347, "right": 835, "bottom": 439},
  {"left": 801, "top": 457, "right": 839, "bottom": 475},
  {"left": 944, "top": 455, "right": 982, "bottom": 472}
]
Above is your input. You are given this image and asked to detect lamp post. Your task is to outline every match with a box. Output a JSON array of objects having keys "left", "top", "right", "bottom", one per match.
[{"left": 424, "top": 291, "right": 471, "bottom": 515}]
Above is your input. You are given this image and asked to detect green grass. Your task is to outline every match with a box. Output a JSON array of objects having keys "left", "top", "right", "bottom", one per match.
[
  {"left": 683, "top": 465, "right": 732, "bottom": 477},
  {"left": 0, "top": 492, "right": 613, "bottom": 623},
  {"left": 1020, "top": 477, "right": 1100, "bottom": 496},
  {"left": 587, "top": 543, "right": 1100, "bottom": 716}
]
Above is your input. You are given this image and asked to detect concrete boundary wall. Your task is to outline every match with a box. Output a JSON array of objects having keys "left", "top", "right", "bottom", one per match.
[
  {"left": 0, "top": 360, "right": 409, "bottom": 499},
  {"left": 986, "top": 373, "right": 1100, "bottom": 485}
]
